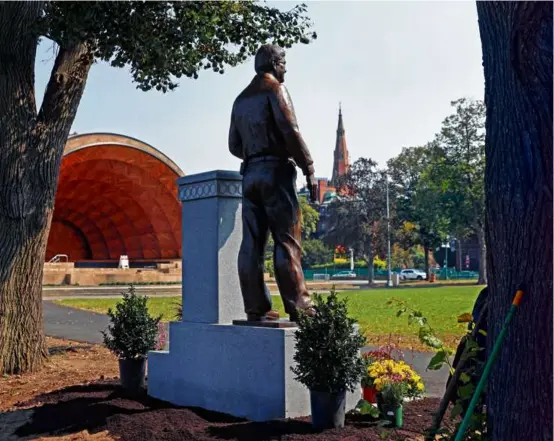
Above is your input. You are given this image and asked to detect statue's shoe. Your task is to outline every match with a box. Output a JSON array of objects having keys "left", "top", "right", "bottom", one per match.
[
  {"left": 289, "top": 306, "right": 316, "bottom": 322},
  {"left": 246, "top": 310, "right": 280, "bottom": 321}
]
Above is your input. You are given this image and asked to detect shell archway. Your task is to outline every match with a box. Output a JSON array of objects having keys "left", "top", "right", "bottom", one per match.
[{"left": 45, "top": 133, "right": 184, "bottom": 262}]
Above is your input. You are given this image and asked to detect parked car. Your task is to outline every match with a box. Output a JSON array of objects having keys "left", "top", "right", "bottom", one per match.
[
  {"left": 331, "top": 271, "right": 357, "bottom": 280},
  {"left": 400, "top": 269, "right": 427, "bottom": 281}
]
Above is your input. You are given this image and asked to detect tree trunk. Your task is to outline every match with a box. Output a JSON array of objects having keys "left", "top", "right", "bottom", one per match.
[
  {"left": 424, "top": 246, "right": 431, "bottom": 282},
  {"left": 0, "top": 3, "right": 93, "bottom": 374},
  {"left": 477, "top": 3, "right": 552, "bottom": 441},
  {"left": 456, "top": 239, "right": 462, "bottom": 272},
  {"left": 476, "top": 227, "right": 487, "bottom": 285},
  {"left": 366, "top": 238, "right": 374, "bottom": 284}
]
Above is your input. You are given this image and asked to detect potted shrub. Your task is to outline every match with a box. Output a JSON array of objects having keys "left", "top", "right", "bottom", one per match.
[
  {"left": 291, "top": 290, "right": 366, "bottom": 430},
  {"left": 102, "top": 286, "right": 161, "bottom": 391}
]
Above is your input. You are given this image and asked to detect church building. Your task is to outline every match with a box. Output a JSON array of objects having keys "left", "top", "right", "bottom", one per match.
[{"left": 298, "top": 104, "right": 351, "bottom": 236}]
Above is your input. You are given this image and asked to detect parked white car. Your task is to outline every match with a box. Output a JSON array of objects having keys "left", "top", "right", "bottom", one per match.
[
  {"left": 400, "top": 269, "right": 427, "bottom": 281},
  {"left": 331, "top": 271, "right": 357, "bottom": 279}
]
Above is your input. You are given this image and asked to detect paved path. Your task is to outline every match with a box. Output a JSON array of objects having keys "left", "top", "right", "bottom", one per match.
[
  {"left": 42, "top": 300, "right": 450, "bottom": 398},
  {"left": 42, "top": 281, "right": 370, "bottom": 299},
  {"left": 44, "top": 300, "right": 108, "bottom": 344}
]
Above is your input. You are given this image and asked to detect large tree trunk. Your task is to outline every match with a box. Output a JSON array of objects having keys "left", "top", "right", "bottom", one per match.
[
  {"left": 477, "top": 3, "right": 552, "bottom": 441},
  {"left": 0, "top": 3, "right": 93, "bottom": 374},
  {"left": 476, "top": 226, "right": 487, "bottom": 285}
]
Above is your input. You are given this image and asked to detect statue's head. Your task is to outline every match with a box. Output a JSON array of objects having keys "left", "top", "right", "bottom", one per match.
[{"left": 254, "top": 44, "right": 286, "bottom": 83}]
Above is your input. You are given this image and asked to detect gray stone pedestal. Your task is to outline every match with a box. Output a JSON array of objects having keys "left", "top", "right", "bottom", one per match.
[
  {"left": 147, "top": 170, "right": 359, "bottom": 421},
  {"left": 149, "top": 322, "right": 312, "bottom": 421}
]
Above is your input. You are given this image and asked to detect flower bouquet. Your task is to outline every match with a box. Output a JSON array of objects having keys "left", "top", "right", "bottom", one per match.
[
  {"left": 363, "top": 358, "right": 425, "bottom": 426},
  {"left": 366, "top": 358, "right": 425, "bottom": 400},
  {"left": 361, "top": 343, "right": 406, "bottom": 403}
]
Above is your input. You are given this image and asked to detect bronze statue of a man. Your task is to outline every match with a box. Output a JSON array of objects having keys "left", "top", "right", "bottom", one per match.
[{"left": 228, "top": 44, "right": 317, "bottom": 322}]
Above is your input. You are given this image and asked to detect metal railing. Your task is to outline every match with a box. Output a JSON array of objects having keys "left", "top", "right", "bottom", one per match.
[{"left": 48, "top": 254, "right": 69, "bottom": 263}]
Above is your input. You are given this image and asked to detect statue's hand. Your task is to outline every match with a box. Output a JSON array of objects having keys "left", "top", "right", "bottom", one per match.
[{"left": 306, "top": 173, "right": 318, "bottom": 203}]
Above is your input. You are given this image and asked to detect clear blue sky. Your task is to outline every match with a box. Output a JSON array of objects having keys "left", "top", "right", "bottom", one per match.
[{"left": 34, "top": 1, "right": 484, "bottom": 181}]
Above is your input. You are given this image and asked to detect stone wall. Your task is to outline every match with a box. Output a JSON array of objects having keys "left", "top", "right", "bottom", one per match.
[{"left": 43, "top": 262, "right": 182, "bottom": 286}]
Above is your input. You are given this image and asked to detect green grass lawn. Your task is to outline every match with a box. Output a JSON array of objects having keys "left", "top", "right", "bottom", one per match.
[{"left": 55, "top": 285, "right": 483, "bottom": 351}]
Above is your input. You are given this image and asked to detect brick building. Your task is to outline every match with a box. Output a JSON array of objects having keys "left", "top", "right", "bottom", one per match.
[{"left": 298, "top": 104, "right": 351, "bottom": 237}]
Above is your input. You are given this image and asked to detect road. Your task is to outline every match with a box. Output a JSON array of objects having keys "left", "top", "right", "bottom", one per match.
[{"left": 42, "top": 300, "right": 449, "bottom": 398}]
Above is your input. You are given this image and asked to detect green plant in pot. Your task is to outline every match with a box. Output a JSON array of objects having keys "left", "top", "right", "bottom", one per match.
[
  {"left": 291, "top": 290, "right": 366, "bottom": 430},
  {"left": 377, "top": 381, "right": 408, "bottom": 428},
  {"left": 102, "top": 286, "right": 161, "bottom": 392}
]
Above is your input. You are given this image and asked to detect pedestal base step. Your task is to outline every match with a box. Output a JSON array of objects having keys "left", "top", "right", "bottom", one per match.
[
  {"left": 232, "top": 319, "right": 298, "bottom": 328},
  {"left": 147, "top": 322, "right": 359, "bottom": 421}
]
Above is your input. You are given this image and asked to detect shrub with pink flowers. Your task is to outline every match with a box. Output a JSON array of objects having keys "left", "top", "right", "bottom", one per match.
[{"left": 155, "top": 323, "right": 168, "bottom": 351}]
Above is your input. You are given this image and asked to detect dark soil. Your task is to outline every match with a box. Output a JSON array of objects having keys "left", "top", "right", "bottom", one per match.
[{"left": 5, "top": 379, "right": 452, "bottom": 441}]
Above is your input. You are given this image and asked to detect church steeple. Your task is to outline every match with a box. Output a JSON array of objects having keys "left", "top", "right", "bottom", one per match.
[{"left": 331, "top": 103, "right": 350, "bottom": 186}]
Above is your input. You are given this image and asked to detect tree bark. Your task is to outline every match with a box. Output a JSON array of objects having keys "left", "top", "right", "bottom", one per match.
[
  {"left": 477, "top": 2, "right": 552, "bottom": 441},
  {"left": 366, "top": 237, "right": 374, "bottom": 284},
  {"left": 0, "top": 2, "right": 94, "bottom": 374},
  {"left": 476, "top": 226, "right": 487, "bottom": 285},
  {"left": 456, "top": 239, "right": 462, "bottom": 272},
  {"left": 424, "top": 246, "right": 431, "bottom": 281}
]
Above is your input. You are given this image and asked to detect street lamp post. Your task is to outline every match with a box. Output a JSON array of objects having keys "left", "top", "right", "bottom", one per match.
[{"left": 386, "top": 175, "right": 392, "bottom": 288}]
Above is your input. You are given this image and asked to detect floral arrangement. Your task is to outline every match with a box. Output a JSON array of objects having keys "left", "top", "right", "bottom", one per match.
[
  {"left": 365, "top": 358, "right": 425, "bottom": 399},
  {"left": 363, "top": 342, "right": 405, "bottom": 365},
  {"left": 379, "top": 381, "right": 409, "bottom": 407}
]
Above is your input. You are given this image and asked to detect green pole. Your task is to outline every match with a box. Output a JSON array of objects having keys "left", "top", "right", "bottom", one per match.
[{"left": 454, "top": 287, "right": 525, "bottom": 441}]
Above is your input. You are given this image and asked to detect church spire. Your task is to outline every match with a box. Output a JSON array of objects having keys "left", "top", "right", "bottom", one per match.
[{"left": 331, "top": 102, "right": 349, "bottom": 186}]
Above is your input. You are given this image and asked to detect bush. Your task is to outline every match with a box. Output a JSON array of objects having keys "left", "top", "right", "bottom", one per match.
[
  {"left": 310, "top": 260, "right": 366, "bottom": 270},
  {"left": 264, "top": 259, "right": 275, "bottom": 278},
  {"left": 301, "top": 239, "right": 333, "bottom": 267},
  {"left": 291, "top": 290, "right": 366, "bottom": 393},
  {"left": 101, "top": 286, "right": 162, "bottom": 360}
]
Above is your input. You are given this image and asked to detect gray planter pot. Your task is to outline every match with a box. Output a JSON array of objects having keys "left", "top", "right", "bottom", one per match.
[
  {"left": 309, "top": 389, "right": 346, "bottom": 430},
  {"left": 119, "top": 358, "right": 146, "bottom": 391}
]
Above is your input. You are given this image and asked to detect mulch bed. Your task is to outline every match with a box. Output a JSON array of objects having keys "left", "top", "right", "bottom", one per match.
[
  {"left": 1, "top": 338, "right": 456, "bottom": 440},
  {"left": 3, "top": 379, "right": 450, "bottom": 441}
]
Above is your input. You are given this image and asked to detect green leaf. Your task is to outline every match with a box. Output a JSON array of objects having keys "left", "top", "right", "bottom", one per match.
[
  {"left": 458, "top": 382, "right": 475, "bottom": 400},
  {"left": 459, "top": 372, "right": 471, "bottom": 384},
  {"left": 419, "top": 327, "right": 443, "bottom": 349},
  {"left": 357, "top": 400, "right": 379, "bottom": 417},
  {"left": 450, "top": 403, "right": 464, "bottom": 419},
  {"left": 427, "top": 349, "right": 449, "bottom": 370}
]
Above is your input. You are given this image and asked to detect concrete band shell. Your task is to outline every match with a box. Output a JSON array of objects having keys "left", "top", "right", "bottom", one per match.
[{"left": 46, "top": 133, "right": 184, "bottom": 262}]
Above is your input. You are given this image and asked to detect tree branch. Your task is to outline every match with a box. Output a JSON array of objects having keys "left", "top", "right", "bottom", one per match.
[{"left": 35, "top": 43, "right": 94, "bottom": 202}]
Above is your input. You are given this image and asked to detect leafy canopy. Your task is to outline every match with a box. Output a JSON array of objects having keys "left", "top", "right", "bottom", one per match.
[
  {"left": 301, "top": 239, "right": 333, "bottom": 267},
  {"left": 38, "top": 1, "right": 316, "bottom": 93},
  {"left": 430, "top": 98, "right": 486, "bottom": 236},
  {"left": 387, "top": 142, "right": 449, "bottom": 250},
  {"left": 299, "top": 196, "right": 320, "bottom": 240},
  {"left": 325, "top": 158, "right": 388, "bottom": 259}
]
